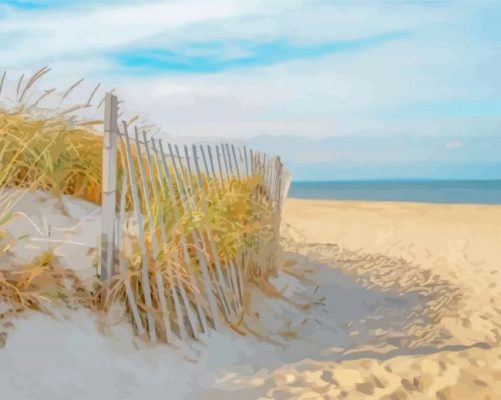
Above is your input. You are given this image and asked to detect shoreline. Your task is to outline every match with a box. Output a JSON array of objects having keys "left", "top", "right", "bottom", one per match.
[{"left": 287, "top": 196, "right": 501, "bottom": 208}]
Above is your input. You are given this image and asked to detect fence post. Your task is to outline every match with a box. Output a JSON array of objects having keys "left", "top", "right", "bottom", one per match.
[{"left": 100, "top": 93, "right": 118, "bottom": 281}]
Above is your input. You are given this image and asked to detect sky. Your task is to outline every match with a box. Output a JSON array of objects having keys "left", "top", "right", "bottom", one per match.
[{"left": 1, "top": 0, "right": 500, "bottom": 180}]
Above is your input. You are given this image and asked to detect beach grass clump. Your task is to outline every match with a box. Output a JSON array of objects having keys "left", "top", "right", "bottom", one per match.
[
  {"left": 0, "top": 114, "right": 96, "bottom": 326},
  {"left": 0, "top": 108, "right": 103, "bottom": 204},
  {"left": 0, "top": 251, "right": 95, "bottom": 322}
]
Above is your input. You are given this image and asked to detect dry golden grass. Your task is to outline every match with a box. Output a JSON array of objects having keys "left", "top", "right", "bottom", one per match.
[
  {"left": 0, "top": 109, "right": 103, "bottom": 203},
  {"left": 0, "top": 251, "right": 95, "bottom": 322},
  {"left": 0, "top": 69, "right": 283, "bottom": 342},
  {"left": 107, "top": 159, "right": 279, "bottom": 340},
  {"left": 0, "top": 107, "right": 98, "bottom": 326}
]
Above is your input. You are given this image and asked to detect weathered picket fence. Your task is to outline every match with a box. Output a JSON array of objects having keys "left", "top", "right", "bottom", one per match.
[{"left": 99, "top": 93, "right": 291, "bottom": 344}]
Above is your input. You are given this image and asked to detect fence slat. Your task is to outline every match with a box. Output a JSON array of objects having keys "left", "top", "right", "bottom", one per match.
[
  {"left": 230, "top": 144, "right": 241, "bottom": 179},
  {"left": 101, "top": 93, "right": 118, "bottom": 281},
  {"left": 168, "top": 144, "right": 189, "bottom": 205},
  {"left": 276, "top": 157, "right": 283, "bottom": 210},
  {"left": 199, "top": 144, "right": 219, "bottom": 194},
  {"left": 182, "top": 145, "right": 197, "bottom": 201},
  {"left": 186, "top": 144, "right": 222, "bottom": 331},
  {"left": 192, "top": 145, "right": 204, "bottom": 191},
  {"left": 121, "top": 122, "right": 156, "bottom": 343},
  {"left": 243, "top": 146, "right": 250, "bottom": 178},
  {"left": 158, "top": 141, "right": 203, "bottom": 339},
  {"left": 167, "top": 142, "right": 208, "bottom": 337},
  {"left": 186, "top": 143, "right": 234, "bottom": 328},
  {"left": 237, "top": 146, "right": 244, "bottom": 172},
  {"left": 250, "top": 149, "right": 255, "bottom": 175},
  {"left": 228, "top": 259, "right": 242, "bottom": 314},
  {"left": 225, "top": 143, "right": 235, "bottom": 177},
  {"left": 135, "top": 129, "right": 174, "bottom": 343},
  {"left": 207, "top": 146, "right": 241, "bottom": 321},
  {"left": 193, "top": 146, "right": 238, "bottom": 321},
  {"left": 115, "top": 170, "right": 145, "bottom": 336},
  {"left": 220, "top": 144, "right": 231, "bottom": 179},
  {"left": 134, "top": 128, "right": 159, "bottom": 255},
  {"left": 224, "top": 143, "right": 234, "bottom": 177},
  {"left": 151, "top": 139, "right": 189, "bottom": 341},
  {"left": 214, "top": 145, "right": 226, "bottom": 189},
  {"left": 196, "top": 146, "right": 237, "bottom": 322},
  {"left": 206, "top": 236, "right": 237, "bottom": 322}
]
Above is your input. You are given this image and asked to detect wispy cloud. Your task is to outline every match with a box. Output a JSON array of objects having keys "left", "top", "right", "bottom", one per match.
[
  {"left": 383, "top": 99, "right": 501, "bottom": 119},
  {"left": 0, "top": 1, "right": 250, "bottom": 69},
  {"left": 0, "top": 1, "right": 500, "bottom": 179},
  {"left": 445, "top": 140, "right": 463, "bottom": 149},
  {"left": 113, "top": 31, "right": 410, "bottom": 74}
]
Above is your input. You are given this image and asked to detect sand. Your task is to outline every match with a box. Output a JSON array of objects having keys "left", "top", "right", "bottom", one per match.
[
  {"left": 249, "top": 198, "right": 501, "bottom": 399},
  {"left": 283, "top": 199, "right": 501, "bottom": 347},
  {"left": 2, "top": 193, "right": 501, "bottom": 399},
  {"left": 0, "top": 188, "right": 101, "bottom": 283}
]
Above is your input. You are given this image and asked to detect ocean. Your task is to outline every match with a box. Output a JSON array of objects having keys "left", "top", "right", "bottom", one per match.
[{"left": 289, "top": 180, "right": 501, "bottom": 205}]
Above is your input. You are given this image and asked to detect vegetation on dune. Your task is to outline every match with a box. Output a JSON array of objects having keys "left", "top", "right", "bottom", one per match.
[
  {"left": 0, "top": 251, "right": 95, "bottom": 321},
  {"left": 0, "top": 69, "right": 283, "bottom": 341},
  {"left": 0, "top": 122, "right": 97, "bottom": 331},
  {"left": 0, "top": 109, "right": 103, "bottom": 203},
  {"left": 105, "top": 135, "right": 279, "bottom": 340}
]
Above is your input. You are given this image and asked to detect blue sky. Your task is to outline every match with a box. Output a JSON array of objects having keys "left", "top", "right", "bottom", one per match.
[
  {"left": 1, "top": 0, "right": 500, "bottom": 180},
  {"left": 113, "top": 31, "right": 411, "bottom": 74}
]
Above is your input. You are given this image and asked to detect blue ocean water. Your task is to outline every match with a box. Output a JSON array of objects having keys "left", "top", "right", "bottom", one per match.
[{"left": 289, "top": 180, "right": 501, "bottom": 205}]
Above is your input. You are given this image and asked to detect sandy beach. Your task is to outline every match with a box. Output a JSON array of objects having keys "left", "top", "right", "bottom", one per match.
[
  {"left": 283, "top": 198, "right": 501, "bottom": 346},
  {"left": 3, "top": 194, "right": 501, "bottom": 399},
  {"left": 3, "top": 2, "right": 501, "bottom": 398},
  {"left": 247, "top": 198, "right": 501, "bottom": 399}
]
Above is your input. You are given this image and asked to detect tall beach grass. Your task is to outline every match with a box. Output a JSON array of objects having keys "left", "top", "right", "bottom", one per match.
[{"left": 0, "top": 69, "right": 284, "bottom": 343}]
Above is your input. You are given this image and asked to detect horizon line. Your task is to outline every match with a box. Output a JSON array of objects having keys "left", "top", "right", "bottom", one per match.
[{"left": 291, "top": 178, "right": 501, "bottom": 183}]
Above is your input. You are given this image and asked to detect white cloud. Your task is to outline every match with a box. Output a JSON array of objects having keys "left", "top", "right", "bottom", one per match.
[
  {"left": 115, "top": 31, "right": 501, "bottom": 139},
  {"left": 0, "top": 1, "right": 252, "bottom": 66},
  {"left": 0, "top": 0, "right": 500, "bottom": 146},
  {"left": 445, "top": 140, "right": 463, "bottom": 149}
]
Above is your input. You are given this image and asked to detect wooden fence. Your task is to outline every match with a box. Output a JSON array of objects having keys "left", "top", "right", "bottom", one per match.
[{"left": 100, "top": 93, "right": 291, "bottom": 344}]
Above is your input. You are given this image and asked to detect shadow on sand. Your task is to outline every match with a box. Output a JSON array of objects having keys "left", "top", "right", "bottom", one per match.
[{"left": 198, "top": 244, "right": 479, "bottom": 399}]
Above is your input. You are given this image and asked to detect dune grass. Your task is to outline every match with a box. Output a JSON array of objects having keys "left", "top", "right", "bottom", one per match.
[
  {"left": 0, "top": 120, "right": 96, "bottom": 326},
  {"left": 0, "top": 108, "right": 103, "bottom": 204},
  {"left": 0, "top": 70, "right": 284, "bottom": 343},
  {"left": 102, "top": 133, "right": 280, "bottom": 341}
]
